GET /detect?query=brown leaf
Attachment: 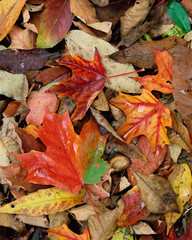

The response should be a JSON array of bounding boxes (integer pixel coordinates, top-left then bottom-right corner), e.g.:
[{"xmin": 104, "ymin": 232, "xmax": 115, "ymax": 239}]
[
  {"xmin": 110, "ymin": 37, "xmax": 186, "ymax": 69},
  {"xmin": 172, "ymin": 46, "xmax": 192, "ymax": 136},
  {"xmin": 135, "ymin": 172, "xmax": 179, "ymax": 214},
  {"xmin": 0, "ymin": 49, "xmax": 61, "ymax": 74}
]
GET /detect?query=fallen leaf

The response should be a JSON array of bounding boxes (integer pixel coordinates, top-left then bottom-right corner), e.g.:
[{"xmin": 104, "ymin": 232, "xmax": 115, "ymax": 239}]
[
  {"xmin": 117, "ymin": 185, "xmax": 151, "ymax": 227},
  {"xmin": 17, "ymin": 215, "xmax": 49, "ymax": 228},
  {"xmin": 120, "ymin": 0, "xmax": 155, "ymax": 38},
  {"xmin": 110, "ymin": 90, "xmax": 172, "ymax": 154},
  {"xmin": 0, "ymin": 213, "xmax": 24, "ymax": 231},
  {"xmin": 112, "ymin": 227, "xmax": 134, "ymax": 240},
  {"xmin": 8, "ymin": 25, "xmax": 37, "ymax": 49},
  {"xmin": 0, "ymin": 187, "xmax": 85, "ymax": 216},
  {"xmin": 0, "ymin": 0, "xmax": 27, "ymax": 41},
  {"xmin": 70, "ymin": 0, "xmax": 99, "ymax": 25},
  {"xmin": 70, "ymin": 204, "xmax": 96, "ymax": 221},
  {"xmin": 26, "ymin": 87, "xmax": 59, "ymax": 125},
  {"xmin": 13, "ymin": 110, "xmax": 108, "ymax": 195},
  {"xmin": 135, "ymin": 173, "xmax": 178, "ymax": 213},
  {"xmin": 129, "ymin": 136, "xmax": 168, "ymax": 175},
  {"xmin": 133, "ymin": 49, "xmax": 173, "ymax": 94},
  {"xmin": 172, "ymin": 45, "xmax": 192, "ymax": 136},
  {"xmin": 65, "ymin": 30, "xmax": 141, "ymax": 93},
  {"xmin": 49, "ymin": 50, "xmax": 106, "ymax": 121},
  {"xmin": 34, "ymin": 66, "xmax": 70, "ymax": 86},
  {"xmin": 37, "ymin": 0, "xmax": 73, "ymax": 48},
  {"xmin": 130, "ymin": 221, "xmax": 155, "ymax": 235},
  {"xmin": 169, "ymin": 143, "xmax": 182, "ymax": 163},
  {"xmin": 45, "ymin": 223, "xmax": 90, "ymax": 240},
  {"xmin": 92, "ymin": 90, "xmax": 109, "ymax": 111},
  {"xmin": 165, "ymin": 163, "xmax": 192, "ymax": 233}
]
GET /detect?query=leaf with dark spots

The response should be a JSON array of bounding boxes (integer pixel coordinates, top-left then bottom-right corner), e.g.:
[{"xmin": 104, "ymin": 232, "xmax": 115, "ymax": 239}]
[{"xmin": 0, "ymin": 49, "xmax": 61, "ymax": 73}]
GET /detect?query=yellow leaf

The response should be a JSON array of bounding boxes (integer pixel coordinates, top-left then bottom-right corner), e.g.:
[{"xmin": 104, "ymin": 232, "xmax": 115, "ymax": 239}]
[
  {"xmin": 165, "ymin": 163, "xmax": 192, "ymax": 233},
  {"xmin": 0, "ymin": 187, "xmax": 85, "ymax": 216},
  {"xmin": 0, "ymin": 0, "xmax": 27, "ymax": 41}
]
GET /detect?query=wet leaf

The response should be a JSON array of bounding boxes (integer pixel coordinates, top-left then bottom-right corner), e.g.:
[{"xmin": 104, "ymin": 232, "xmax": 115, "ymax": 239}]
[
  {"xmin": 49, "ymin": 50, "xmax": 107, "ymax": 121},
  {"xmin": 45, "ymin": 223, "xmax": 90, "ymax": 240},
  {"xmin": 110, "ymin": 90, "xmax": 172, "ymax": 154},
  {"xmin": 135, "ymin": 173, "xmax": 179, "ymax": 213},
  {"xmin": 133, "ymin": 49, "xmax": 173, "ymax": 94},
  {"xmin": 167, "ymin": 0, "xmax": 191, "ymax": 33},
  {"xmin": 117, "ymin": 185, "xmax": 151, "ymax": 227},
  {"xmin": 0, "ymin": 188, "xmax": 85, "ymax": 216},
  {"xmin": 0, "ymin": 0, "xmax": 27, "ymax": 41},
  {"xmin": 0, "ymin": 49, "xmax": 60, "ymax": 74},
  {"xmin": 13, "ymin": 110, "xmax": 108, "ymax": 195},
  {"xmin": 37, "ymin": 0, "xmax": 73, "ymax": 48}
]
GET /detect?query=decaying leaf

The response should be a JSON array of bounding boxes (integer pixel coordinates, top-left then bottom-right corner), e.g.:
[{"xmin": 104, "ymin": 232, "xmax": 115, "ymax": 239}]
[
  {"xmin": 65, "ymin": 30, "xmax": 141, "ymax": 93},
  {"xmin": 120, "ymin": 0, "xmax": 155, "ymax": 38},
  {"xmin": 0, "ymin": 0, "xmax": 27, "ymax": 41},
  {"xmin": 133, "ymin": 49, "xmax": 173, "ymax": 94},
  {"xmin": 165, "ymin": 163, "xmax": 192, "ymax": 233},
  {"xmin": 110, "ymin": 90, "xmax": 172, "ymax": 154},
  {"xmin": 37, "ymin": 0, "xmax": 73, "ymax": 48},
  {"xmin": 0, "ymin": 187, "xmax": 85, "ymax": 216},
  {"xmin": 13, "ymin": 111, "xmax": 108, "ymax": 195},
  {"xmin": 92, "ymin": 90, "xmax": 109, "ymax": 111},
  {"xmin": 45, "ymin": 223, "xmax": 90, "ymax": 240},
  {"xmin": 17, "ymin": 215, "xmax": 49, "ymax": 228},
  {"xmin": 117, "ymin": 185, "xmax": 151, "ymax": 227},
  {"xmin": 135, "ymin": 172, "xmax": 179, "ymax": 213},
  {"xmin": 49, "ymin": 50, "xmax": 106, "ymax": 121},
  {"xmin": 130, "ymin": 221, "xmax": 155, "ymax": 235},
  {"xmin": 0, "ymin": 213, "xmax": 24, "ymax": 231}
]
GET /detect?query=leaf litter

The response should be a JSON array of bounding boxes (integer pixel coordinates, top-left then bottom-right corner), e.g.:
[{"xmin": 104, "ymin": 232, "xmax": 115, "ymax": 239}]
[{"xmin": 0, "ymin": 0, "xmax": 192, "ymax": 239}]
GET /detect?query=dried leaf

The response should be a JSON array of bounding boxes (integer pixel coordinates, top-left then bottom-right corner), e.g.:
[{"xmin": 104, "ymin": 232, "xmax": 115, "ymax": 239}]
[
  {"xmin": 110, "ymin": 90, "xmax": 172, "ymax": 154},
  {"xmin": 135, "ymin": 173, "xmax": 178, "ymax": 213},
  {"xmin": 117, "ymin": 185, "xmax": 151, "ymax": 227},
  {"xmin": 130, "ymin": 221, "xmax": 155, "ymax": 235},
  {"xmin": 120, "ymin": 0, "xmax": 155, "ymax": 38},
  {"xmin": 17, "ymin": 215, "xmax": 49, "ymax": 228},
  {"xmin": 65, "ymin": 30, "xmax": 141, "ymax": 93},
  {"xmin": 92, "ymin": 90, "xmax": 109, "ymax": 111},
  {"xmin": 0, "ymin": 213, "xmax": 24, "ymax": 231},
  {"xmin": 133, "ymin": 49, "xmax": 173, "ymax": 94},
  {"xmin": 37, "ymin": 0, "xmax": 73, "ymax": 48},
  {"xmin": 0, "ymin": 49, "xmax": 60, "ymax": 74},
  {"xmin": 0, "ymin": 0, "xmax": 27, "ymax": 41},
  {"xmin": 13, "ymin": 111, "xmax": 108, "ymax": 195},
  {"xmin": 0, "ymin": 188, "xmax": 85, "ymax": 216},
  {"xmin": 45, "ymin": 223, "xmax": 90, "ymax": 240},
  {"xmin": 49, "ymin": 50, "xmax": 106, "ymax": 121},
  {"xmin": 165, "ymin": 163, "xmax": 192, "ymax": 233}
]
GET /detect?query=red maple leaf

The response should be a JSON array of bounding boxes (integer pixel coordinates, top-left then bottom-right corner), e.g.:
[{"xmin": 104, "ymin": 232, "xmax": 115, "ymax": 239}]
[
  {"xmin": 12, "ymin": 110, "xmax": 108, "ymax": 195},
  {"xmin": 110, "ymin": 89, "xmax": 172, "ymax": 154},
  {"xmin": 133, "ymin": 49, "xmax": 173, "ymax": 94},
  {"xmin": 48, "ymin": 50, "xmax": 106, "ymax": 121}
]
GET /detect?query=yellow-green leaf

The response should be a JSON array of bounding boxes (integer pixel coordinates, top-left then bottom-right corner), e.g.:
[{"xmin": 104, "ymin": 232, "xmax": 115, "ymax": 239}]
[
  {"xmin": 165, "ymin": 163, "xmax": 192, "ymax": 233},
  {"xmin": 0, "ymin": 187, "xmax": 85, "ymax": 216}
]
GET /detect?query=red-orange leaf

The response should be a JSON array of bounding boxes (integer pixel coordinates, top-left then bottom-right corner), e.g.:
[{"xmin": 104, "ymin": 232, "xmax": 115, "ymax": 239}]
[
  {"xmin": 13, "ymin": 110, "xmax": 108, "ymax": 195},
  {"xmin": 45, "ymin": 223, "xmax": 90, "ymax": 240},
  {"xmin": 133, "ymin": 49, "xmax": 173, "ymax": 94},
  {"xmin": 117, "ymin": 185, "xmax": 150, "ymax": 227},
  {"xmin": 48, "ymin": 50, "xmax": 106, "ymax": 121},
  {"xmin": 110, "ymin": 89, "xmax": 172, "ymax": 154}
]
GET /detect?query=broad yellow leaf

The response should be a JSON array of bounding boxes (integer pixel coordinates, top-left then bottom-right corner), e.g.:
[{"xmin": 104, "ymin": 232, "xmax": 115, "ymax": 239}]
[
  {"xmin": 165, "ymin": 163, "xmax": 192, "ymax": 233},
  {"xmin": 0, "ymin": 187, "xmax": 85, "ymax": 216},
  {"xmin": 0, "ymin": 0, "xmax": 27, "ymax": 41}
]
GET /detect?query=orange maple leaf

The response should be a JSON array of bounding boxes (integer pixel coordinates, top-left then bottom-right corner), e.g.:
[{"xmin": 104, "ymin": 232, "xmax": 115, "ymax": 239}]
[
  {"xmin": 133, "ymin": 49, "xmax": 173, "ymax": 94},
  {"xmin": 48, "ymin": 50, "xmax": 106, "ymax": 121},
  {"xmin": 45, "ymin": 223, "xmax": 90, "ymax": 240},
  {"xmin": 110, "ymin": 89, "xmax": 172, "ymax": 154}
]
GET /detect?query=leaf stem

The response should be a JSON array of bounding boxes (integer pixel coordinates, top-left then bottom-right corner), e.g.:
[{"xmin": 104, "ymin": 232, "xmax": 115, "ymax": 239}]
[{"xmin": 106, "ymin": 68, "xmax": 145, "ymax": 79}]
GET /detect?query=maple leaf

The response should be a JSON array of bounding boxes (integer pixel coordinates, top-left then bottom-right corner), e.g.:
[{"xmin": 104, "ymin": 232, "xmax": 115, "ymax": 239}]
[
  {"xmin": 48, "ymin": 50, "xmax": 106, "ymax": 121},
  {"xmin": 133, "ymin": 49, "xmax": 173, "ymax": 94},
  {"xmin": 117, "ymin": 185, "xmax": 150, "ymax": 227},
  {"xmin": 110, "ymin": 89, "xmax": 172, "ymax": 154},
  {"xmin": 13, "ymin": 110, "xmax": 108, "ymax": 195},
  {"xmin": 45, "ymin": 223, "xmax": 90, "ymax": 240}
]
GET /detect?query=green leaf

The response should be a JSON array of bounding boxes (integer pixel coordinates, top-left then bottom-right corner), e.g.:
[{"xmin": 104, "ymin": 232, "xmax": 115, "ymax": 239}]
[
  {"xmin": 167, "ymin": 0, "xmax": 191, "ymax": 34},
  {"xmin": 112, "ymin": 227, "xmax": 134, "ymax": 240}
]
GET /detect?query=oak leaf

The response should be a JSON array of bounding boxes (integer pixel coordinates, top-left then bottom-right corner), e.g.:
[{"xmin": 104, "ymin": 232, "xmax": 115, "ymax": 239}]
[
  {"xmin": 13, "ymin": 110, "xmax": 108, "ymax": 195},
  {"xmin": 133, "ymin": 49, "xmax": 173, "ymax": 94},
  {"xmin": 49, "ymin": 50, "xmax": 106, "ymax": 121},
  {"xmin": 110, "ymin": 89, "xmax": 172, "ymax": 154},
  {"xmin": 117, "ymin": 185, "xmax": 150, "ymax": 227},
  {"xmin": 45, "ymin": 223, "xmax": 90, "ymax": 240}
]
